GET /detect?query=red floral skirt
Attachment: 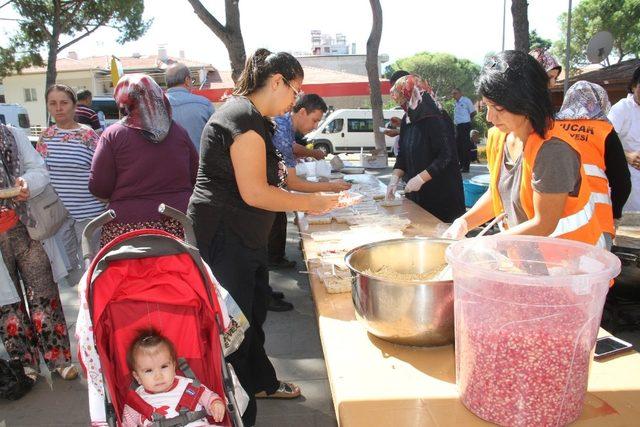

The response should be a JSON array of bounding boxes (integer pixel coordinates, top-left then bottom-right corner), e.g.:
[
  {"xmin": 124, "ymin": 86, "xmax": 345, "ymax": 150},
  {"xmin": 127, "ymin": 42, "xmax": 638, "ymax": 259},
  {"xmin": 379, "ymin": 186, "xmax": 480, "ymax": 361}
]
[{"xmin": 100, "ymin": 218, "xmax": 185, "ymax": 247}]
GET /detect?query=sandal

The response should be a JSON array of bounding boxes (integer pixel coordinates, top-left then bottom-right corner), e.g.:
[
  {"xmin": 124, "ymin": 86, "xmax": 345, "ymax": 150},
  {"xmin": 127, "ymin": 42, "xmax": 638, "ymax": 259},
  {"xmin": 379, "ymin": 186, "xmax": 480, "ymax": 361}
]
[
  {"xmin": 255, "ymin": 381, "xmax": 301, "ymax": 399},
  {"xmin": 55, "ymin": 364, "xmax": 78, "ymax": 380},
  {"xmin": 23, "ymin": 366, "xmax": 39, "ymax": 382}
]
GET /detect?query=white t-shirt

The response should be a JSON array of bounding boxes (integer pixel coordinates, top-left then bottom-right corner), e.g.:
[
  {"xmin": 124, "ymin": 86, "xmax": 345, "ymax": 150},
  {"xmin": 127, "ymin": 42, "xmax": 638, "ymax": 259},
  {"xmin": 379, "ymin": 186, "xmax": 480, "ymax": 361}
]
[{"xmin": 609, "ymin": 94, "xmax": 640, "ymax": 211}]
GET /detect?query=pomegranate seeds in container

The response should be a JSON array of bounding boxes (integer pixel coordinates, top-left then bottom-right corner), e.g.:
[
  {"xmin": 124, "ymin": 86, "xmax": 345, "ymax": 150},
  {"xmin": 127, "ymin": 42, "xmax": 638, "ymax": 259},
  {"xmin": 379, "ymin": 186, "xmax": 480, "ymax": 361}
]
[{"xmin": 446, "ymin": 236, "xmax": 621, "ymax": 427}]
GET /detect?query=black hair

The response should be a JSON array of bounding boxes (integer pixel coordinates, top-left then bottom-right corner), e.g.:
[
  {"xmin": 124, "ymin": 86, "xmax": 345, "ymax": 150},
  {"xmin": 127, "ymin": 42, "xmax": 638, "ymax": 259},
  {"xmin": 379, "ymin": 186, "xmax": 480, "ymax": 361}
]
[
  {"xmin": 126, "ymin": 328, "xmax": 177, "ymax": 371},
  {"xmin": 292, "ymin": 93, "xmax": 327, "ymax": 114},
  {"xmin": 476, "ymin": 50, "xmax": 553, "ymax": 138},
  {"xmin": 45, "ymin": 84, "xmax": 77, "ymax": 104},
  {"xmin": 629, "ymin": 66, "xmax": 640, "ymax": 93},
  {"xmin": 389, "ymin": 70, "xmax": 410, "ymax": 86},
  {"xmin": 233, "ymin": 48, "xmax": 304, "ymax": 97},
  {"xmin": 76, "ymin": 89, "xmax": 92, "ymax": 102}
]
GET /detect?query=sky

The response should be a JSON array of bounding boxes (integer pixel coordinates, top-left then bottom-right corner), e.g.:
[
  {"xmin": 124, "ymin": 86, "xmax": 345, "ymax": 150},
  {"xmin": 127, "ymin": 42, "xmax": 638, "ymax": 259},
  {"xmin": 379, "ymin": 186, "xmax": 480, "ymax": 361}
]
[{"xmin": 0, "ymin": 0, "xmax": 581, "ymax": 70}]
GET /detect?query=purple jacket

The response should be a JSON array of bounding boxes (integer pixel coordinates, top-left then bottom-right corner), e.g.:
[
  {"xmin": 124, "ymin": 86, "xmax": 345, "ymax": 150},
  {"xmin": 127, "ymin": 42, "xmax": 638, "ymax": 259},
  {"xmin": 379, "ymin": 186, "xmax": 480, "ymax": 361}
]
[{"xmin": 89, "ymin": 121, "xmax": 198, "ymax": 224}]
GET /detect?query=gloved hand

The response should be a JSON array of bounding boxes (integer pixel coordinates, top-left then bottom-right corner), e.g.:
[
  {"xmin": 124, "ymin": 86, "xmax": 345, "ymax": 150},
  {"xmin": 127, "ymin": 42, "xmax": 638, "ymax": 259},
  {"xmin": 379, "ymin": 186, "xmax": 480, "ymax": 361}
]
[
  {"xmin": 442, "ymin": 217, "xmax": 468, "ymax": 240},
  {"xmin": 405, "ymin": 173, "xmax": 426, "ymax": 193},
  {"xmin": 386, "ymin": 175, "xmax": 400, "ymax": 200}
]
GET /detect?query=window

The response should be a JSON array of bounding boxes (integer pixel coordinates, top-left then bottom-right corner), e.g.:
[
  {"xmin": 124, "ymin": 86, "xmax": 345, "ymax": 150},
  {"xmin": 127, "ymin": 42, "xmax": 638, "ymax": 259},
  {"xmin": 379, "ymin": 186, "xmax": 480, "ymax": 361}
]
[
  {"xmin": 0, "ymin": 114, "xmax": 5, "ymax": 125},
  {"xmin": 18, "ymin": 113, "xmax": 30, "ymax": 128},
  {"xmin": 324, "ymin": 118, "xmax": 343, "ymax": 133},
  {"xmin": 348, "ymin": 118, "xmax": 374, "ymax": 133},
  {"xmin": 23, "ymin": 88, "xmax": 37, "ymax": 102}
]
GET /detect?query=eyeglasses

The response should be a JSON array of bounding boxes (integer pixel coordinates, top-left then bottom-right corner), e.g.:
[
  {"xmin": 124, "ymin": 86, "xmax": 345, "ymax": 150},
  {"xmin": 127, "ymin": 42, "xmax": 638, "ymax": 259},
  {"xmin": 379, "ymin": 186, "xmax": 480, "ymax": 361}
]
[{"xmin": 282, "ymin": 76, "xmax": 301, "ymax": 97}]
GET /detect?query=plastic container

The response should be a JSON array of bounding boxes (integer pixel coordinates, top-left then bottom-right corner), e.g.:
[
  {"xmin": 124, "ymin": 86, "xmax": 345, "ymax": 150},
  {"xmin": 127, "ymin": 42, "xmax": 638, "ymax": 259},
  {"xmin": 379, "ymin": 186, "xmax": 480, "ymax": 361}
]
[
  {"xmin": 445, "ymin": 235, "xmax": 620, "ymax": 427},
  {"xmin": 462, "ymin": 179, "xmax": 488, "ymax": 208}
]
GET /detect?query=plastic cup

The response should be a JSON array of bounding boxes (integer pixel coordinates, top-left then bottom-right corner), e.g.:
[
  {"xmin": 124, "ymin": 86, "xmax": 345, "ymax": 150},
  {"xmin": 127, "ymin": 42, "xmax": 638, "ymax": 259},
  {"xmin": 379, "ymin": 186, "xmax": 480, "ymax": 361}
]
[{"xmin": 445, "ymin": 235, "xmax": 620, "ymax": 427}]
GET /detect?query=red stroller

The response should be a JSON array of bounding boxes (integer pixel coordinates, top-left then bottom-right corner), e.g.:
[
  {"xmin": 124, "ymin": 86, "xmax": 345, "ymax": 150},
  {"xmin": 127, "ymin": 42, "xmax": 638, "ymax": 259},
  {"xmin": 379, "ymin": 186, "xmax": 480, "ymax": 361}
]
[{"xmin": 77, "ymin": 205, "xmax": 244, "ymax": 427}]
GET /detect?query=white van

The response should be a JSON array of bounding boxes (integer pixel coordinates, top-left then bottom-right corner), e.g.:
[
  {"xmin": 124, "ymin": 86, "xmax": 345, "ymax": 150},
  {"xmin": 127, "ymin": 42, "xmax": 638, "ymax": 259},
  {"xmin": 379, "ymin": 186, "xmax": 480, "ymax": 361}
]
[
  {"xmin": 305, "ymin": 108, "xmax": 404, "ymax": 154},
  {"xmin": 0, "ymin": 103, "xmax": 31, "ymax": 134}
]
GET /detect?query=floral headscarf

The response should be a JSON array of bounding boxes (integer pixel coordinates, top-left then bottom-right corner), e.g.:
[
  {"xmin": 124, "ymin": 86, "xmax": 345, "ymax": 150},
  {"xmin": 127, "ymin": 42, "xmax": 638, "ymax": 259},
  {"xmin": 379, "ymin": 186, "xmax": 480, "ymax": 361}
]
[
  {"xmin": 391, "ymin": 75, "xmax": 435, "ymax": 111},
  {"xmin": 556, "ymin": 81, "xmax": 611, "ymax": 121},
  {"xmin": 114, "ymin": 74, "xmax": 172, "ymax": 143},
  {"xmin": 391, "ymin": 75, "xmax": 440, "ymax": 123},
  {"xmin": 529, "ymin": 48, "xmax": 562, "ymax": 74}
]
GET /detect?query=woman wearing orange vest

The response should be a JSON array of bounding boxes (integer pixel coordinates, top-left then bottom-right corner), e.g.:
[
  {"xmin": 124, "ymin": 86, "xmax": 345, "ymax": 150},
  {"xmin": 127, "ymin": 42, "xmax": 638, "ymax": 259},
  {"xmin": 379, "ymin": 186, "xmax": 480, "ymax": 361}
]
[
  {"xmin": 443, "ymin": 51, "xmax": 605, "ymax": 247},
  {"xmin": 555, "ymin": 81, "xmax": 631, "ymax": 248}
]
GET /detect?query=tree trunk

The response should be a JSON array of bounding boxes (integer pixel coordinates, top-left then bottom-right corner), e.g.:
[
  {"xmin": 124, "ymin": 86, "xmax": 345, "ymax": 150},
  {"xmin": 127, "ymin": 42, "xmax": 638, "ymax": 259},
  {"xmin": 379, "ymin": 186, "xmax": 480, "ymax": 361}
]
[
  {"xmin": 511, "ymin": 0, "xmax": 530, "ymax": 52},
  {"xmin": 187, "ymin": 0, "xmax": 246, "ymax": 83},
  {"xmin": 366, "ymin": 0, "xmax": 386, "ymax": 159},
  {"xmin": 45, "ymin": 0, "xmax": 62, "ymax": 91}
]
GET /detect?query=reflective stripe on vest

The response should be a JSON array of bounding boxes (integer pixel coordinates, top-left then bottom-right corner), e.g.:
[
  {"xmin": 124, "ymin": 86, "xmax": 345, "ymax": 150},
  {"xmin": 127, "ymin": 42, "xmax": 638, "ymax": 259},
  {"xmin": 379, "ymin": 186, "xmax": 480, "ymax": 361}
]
[
  {"xmin": 583, "ymin": 163, "xmax": 607, "ymax": 180},
  {"xmin": 591, "ymin": 192, "xmax": 612, "ymax": 206},
  {"xmin": 596, "ymin": 233, "xmax": 607, "ymax": 249},
  {"xmin": 549, "ymin": 194, "xmax": 596, "ymax": 238}
]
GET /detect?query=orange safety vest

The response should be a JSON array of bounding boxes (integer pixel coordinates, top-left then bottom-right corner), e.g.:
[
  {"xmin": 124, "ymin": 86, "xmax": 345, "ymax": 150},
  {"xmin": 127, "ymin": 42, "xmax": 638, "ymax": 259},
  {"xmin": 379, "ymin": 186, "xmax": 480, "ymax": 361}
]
[
  {"xmin": 486, "ymin": 124, "xmax": 605, "ymax": 248},
  {"xmin": 556, "ymin": 119, "xmax": 614, "ymax": 237}
]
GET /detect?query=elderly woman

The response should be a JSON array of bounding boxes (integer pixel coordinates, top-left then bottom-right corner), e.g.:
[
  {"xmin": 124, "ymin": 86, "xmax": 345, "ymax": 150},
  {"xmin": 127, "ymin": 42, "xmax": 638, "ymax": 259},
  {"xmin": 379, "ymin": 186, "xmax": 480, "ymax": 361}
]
[
  {"xmin": 37, "ymin": 84, "xmax": 105, "ymax": 270},
  {"xmin": 89, "ymin": 74, "xmax": 198, "ymax": 245},
  {"xmin": 385, "ymin": 75, "xmax": 465, "ymax": 223},
  {"xmin": 529, "ymin": 48, "xmax": 562, "ymax": 87},
  {"xmin": 0, "ymin": 124, "xmax": 77, "ymax": 381},
  {"xmin": 444, "ymin": 51, "xmax": 605, "ymax": 247},
  {"xmin": 556, "ymin": 81, "xmax": 631, "ymax": 247}
]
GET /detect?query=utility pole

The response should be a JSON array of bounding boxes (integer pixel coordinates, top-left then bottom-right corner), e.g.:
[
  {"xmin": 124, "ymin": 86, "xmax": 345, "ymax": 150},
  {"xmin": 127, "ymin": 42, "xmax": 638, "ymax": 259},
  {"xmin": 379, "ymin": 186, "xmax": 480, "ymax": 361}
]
[
  {"xmin": 501, "ymin": 0, "xmax": 506, "ymax": 51},
  {"xmin": 563, "ymin": 0, "xmax": 573, "ymax": 94}
]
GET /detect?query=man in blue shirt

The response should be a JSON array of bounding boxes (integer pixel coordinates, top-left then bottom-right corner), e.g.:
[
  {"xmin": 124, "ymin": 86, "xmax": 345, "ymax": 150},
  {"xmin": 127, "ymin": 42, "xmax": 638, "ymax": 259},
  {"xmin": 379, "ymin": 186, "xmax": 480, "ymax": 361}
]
[
  {"xmin": 267, "ymin": 94, "xmax": 351, "ymax": 310},
  {"xmin": 452, "ymin": 88, "xmax": 476, "ymax": 172},
  {"xmin": 165, "ymin": 63, "xmax": 215, "ymax": 152}
]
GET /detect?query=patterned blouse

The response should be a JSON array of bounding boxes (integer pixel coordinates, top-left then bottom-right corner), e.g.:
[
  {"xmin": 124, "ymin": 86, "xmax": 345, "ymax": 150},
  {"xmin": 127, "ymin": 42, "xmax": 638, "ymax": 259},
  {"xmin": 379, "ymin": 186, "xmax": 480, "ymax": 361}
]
[{"xmin": 37, "ymin": 125, "xmax": 106, "ymax": 220}]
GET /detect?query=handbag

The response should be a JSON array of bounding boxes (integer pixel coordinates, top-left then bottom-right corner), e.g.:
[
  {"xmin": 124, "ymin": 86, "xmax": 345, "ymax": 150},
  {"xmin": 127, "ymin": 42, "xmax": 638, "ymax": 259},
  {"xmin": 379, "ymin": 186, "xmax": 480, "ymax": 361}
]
[
  {"xmin": 25, "ymin": 183, "xmax": 68, "ymax": 241},
  {"xmin": 0, "ymin": 358, "xmax": 35, "ymax": 400}
]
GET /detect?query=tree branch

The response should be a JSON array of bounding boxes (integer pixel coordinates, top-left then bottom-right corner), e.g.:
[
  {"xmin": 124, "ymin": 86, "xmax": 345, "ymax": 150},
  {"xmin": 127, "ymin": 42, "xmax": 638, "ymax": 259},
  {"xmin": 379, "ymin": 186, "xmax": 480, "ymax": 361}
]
[
  {"xmin": 0, "ymin": 0, "xmax": 14, "ymax": 10},
  {"xmin": 186, "ymin": 0, "xmax": 228, "ymax": 42},
  {"xmin": 57, "ymin": 21, "xmax": 106, "ymax": 52}
]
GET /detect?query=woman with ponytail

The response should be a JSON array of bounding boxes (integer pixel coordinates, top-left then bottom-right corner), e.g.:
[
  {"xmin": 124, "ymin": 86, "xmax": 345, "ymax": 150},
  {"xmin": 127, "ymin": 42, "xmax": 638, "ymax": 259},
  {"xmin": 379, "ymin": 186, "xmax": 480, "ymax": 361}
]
[{"xmin": 188, "ymin": 49, "xmax": 339, "ymax": 426}]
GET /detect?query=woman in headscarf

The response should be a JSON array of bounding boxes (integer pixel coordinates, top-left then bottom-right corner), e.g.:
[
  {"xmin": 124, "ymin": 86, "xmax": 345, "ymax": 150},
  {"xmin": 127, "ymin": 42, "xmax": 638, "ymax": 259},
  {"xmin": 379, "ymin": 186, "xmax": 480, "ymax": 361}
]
[
  {"xmin": 89, "ymin": 74, "xmax": 198, "ymax": 245},
  {"xmin": 385, "ymin": 74, "xmax": 465, "ymax": 222},
  {"xmin": 529, "ymin": 48, "xmax": 562, "ymax": 87},
  {"xmin": 0, "ymin": 123, "xmax": 77, "ymax": 381},
  {"xmin": 556, "ymin": 81, "xmax": 631, "ymax": 248}
]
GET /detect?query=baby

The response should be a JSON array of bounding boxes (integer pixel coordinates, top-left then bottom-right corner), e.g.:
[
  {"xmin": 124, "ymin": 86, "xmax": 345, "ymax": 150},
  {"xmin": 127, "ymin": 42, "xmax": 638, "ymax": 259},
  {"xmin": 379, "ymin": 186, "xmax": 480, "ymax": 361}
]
[{"xmin": 122, "ymin": 329, "xmax": 226, "ymax": 426}]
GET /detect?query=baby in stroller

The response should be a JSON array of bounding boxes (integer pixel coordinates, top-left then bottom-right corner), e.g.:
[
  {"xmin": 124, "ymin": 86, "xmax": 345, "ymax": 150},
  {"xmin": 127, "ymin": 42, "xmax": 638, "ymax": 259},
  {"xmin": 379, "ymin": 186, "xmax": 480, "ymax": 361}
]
[{"xmin": 122, "ymin": 329, "xmax": 226, "ymax": 426}]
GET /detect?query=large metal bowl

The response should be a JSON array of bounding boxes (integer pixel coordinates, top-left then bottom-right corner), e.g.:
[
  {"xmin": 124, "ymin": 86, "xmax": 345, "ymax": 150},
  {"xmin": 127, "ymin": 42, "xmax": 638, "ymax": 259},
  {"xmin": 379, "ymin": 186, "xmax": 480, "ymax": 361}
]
[{"xmin": 344, "ymin": 237, "xmax": 454, "ymax": 347}]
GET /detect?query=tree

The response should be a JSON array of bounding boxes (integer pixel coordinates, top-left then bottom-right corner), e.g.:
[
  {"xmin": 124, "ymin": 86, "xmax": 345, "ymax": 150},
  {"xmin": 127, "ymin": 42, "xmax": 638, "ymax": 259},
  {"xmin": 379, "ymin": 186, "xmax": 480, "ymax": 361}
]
[
  {"xmin": 187, "ymin": 0, "xmax": 246, "ymax": 83},
  {"xmin": 552, "ymin": 0, "xmax": 640, "ymax": 69},
  {"xmin": 511, "ymin": 0, "xmax": 530, "ymax": 52},
  {"xmin": 366, "ymin": 0, "xmax": 385, "ymax": 157},
  {"xmin": 0, "ymin": 0, "xmax": 150, "ymax": 90},
  {"xmin": 529, "ymin": 30, "xmax": 552, "ymax": 50},
  {"xmin": 388, "ymin": 52, "xmax": 481, "ymax": 103}
]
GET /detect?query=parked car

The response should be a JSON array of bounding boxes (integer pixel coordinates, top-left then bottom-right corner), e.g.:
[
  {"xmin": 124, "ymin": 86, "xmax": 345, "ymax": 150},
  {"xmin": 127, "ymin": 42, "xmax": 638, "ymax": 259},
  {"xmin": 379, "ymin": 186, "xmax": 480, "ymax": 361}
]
[
  {"xmin": 0, "ymin": 103, "xmax": 31, "ymax": 134},
  {"xmin": 91, "ymin": 96, "xmax": 119, "ymax": 128},
  {"xmin": 305, "ymin": 108, "xmax": 404, "ymax": 154}
]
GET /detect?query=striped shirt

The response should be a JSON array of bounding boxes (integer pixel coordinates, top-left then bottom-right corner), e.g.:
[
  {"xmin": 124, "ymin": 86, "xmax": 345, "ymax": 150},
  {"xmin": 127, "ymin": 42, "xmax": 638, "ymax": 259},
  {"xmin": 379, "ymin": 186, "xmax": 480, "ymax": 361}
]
[
  {"xmin": 75, "ymin": 105, "xmax": 102, "ymax": 131},
  {"xmin": 37, "ymin": 125, "xmax": 106, "ymax": 220}
]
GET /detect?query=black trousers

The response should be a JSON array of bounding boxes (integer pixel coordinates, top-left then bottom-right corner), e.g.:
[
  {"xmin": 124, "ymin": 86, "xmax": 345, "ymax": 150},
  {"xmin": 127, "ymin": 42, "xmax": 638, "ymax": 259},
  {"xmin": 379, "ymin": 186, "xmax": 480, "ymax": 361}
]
[
  {"xmin": 267, "ymin": 211, "xmax": 288, "ymax": 262},
  {"xmin": 456, "ymin": 122, "xmax": 472, "ymax": 171},
  {"xmin": 199, "ymin": 222, "xmax": 278, "ymax": 426}
]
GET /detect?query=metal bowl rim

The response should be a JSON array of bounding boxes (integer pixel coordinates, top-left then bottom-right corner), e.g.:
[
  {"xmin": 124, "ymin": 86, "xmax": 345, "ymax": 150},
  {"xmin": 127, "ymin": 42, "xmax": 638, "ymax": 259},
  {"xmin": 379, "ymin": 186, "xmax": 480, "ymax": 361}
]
[{"xmin": 344, "ymin": 236, "xmax": 455, "ymax": 285}]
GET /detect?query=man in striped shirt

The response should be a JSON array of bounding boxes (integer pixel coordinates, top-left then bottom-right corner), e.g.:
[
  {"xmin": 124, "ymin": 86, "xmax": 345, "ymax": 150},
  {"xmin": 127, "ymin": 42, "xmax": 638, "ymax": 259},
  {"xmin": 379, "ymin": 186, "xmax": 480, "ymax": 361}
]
[{"xmin": 75, "ymin": 90, "xmax": 102, "ymax": 131}]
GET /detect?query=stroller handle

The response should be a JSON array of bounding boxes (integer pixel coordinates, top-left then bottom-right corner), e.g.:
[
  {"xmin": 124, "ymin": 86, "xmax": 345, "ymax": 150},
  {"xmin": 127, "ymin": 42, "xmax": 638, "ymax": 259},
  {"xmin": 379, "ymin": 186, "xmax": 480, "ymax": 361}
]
[
  {"xmin": 82, "ymin": 209, "xmax": 116, "ymax": 261},
  {"xmin": 158, "ymin": 204, "xmax": 198, "ymax": 247}
]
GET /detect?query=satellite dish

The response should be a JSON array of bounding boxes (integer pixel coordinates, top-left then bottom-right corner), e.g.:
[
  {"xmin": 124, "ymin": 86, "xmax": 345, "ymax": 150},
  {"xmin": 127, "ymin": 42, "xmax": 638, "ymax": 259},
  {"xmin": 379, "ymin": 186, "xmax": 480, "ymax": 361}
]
[{"xmin": 586, "ymin": 31, "xmax": 614, "ymax": 65}]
